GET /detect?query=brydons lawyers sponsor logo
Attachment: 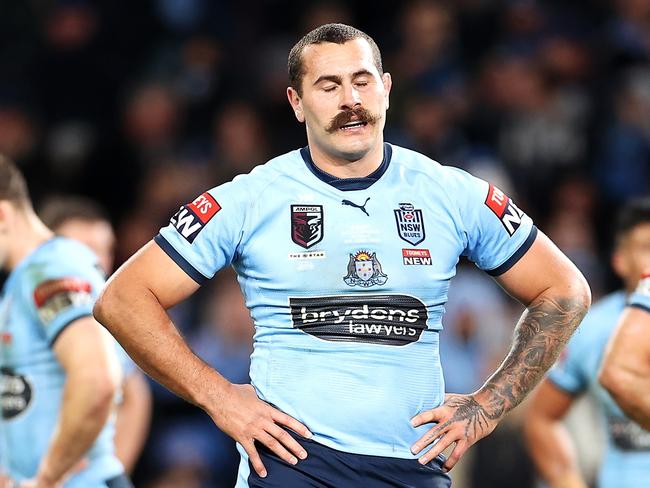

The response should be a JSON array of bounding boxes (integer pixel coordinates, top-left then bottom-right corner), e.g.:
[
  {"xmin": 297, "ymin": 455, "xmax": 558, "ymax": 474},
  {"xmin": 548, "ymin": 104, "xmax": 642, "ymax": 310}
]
[
  {"xmin": 289, "ymin": 294, "xmax": 428, "ymax": 346},
  {"xmin": 171, "ymin": 192, "xmax": 221, "ymax": 243}
]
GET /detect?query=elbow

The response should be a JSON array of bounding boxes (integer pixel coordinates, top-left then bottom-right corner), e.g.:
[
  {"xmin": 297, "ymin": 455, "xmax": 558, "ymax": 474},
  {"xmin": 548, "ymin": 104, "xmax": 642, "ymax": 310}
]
[
  {"xmin": 598, "ymin": 364, "xmax": 625, "ymax": 401},
  {"xmin": 93, "ymin": 283, "xmax": 118, "ymax": 332},
  {"xmin": 82, "ymin": 368, "xmax": 120, "ymax": 418}
]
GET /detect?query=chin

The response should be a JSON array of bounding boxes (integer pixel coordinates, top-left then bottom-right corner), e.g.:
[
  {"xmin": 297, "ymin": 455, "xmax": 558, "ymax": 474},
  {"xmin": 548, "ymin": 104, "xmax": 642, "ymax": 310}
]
[{"xmin": 332, "ymin": 138, "xmax": 375, "ymax": 162}]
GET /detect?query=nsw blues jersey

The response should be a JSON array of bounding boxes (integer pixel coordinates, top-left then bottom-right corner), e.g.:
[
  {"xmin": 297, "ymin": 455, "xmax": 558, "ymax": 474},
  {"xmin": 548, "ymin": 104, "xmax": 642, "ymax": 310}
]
[
  {"xmin": 156, "ymin": 143, "xmax": 536, "ymax": 474},
  {"xmin": 629, "ymin": 274, "xmax": 650, "ymax": 313},
  {"xmin": 0, "ymin": 238, "xmax": 123, "ymax": 486},
  {"xmin": 548, "ymin": 292, "xmax": 650, "ymax": 488}
]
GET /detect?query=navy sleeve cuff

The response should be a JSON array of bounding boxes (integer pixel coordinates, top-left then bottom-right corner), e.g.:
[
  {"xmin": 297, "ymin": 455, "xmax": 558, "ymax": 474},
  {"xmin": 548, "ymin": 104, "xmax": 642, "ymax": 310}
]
[
  {"xmin": 546, "ymin": 375, "xmax": 583, "ymax": 397},
  {"xmin": 154, "ymin": 234, "xmax": 208, "ymax": 285},
  {"xmin": 49, "ymin": 312, "xmax": 94, "ymax": 347},
  {"xmin": 486, "ymin": 226, "xmax": 538, "ymax": 277},
  {"xmin": 628, "ymin": 303, "xmax": 650, "ymax": 314}
]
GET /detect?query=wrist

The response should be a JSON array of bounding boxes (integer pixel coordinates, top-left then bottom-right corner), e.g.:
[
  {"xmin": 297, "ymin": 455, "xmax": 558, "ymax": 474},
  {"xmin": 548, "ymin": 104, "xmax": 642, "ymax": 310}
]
[
  {"xmin": 471, "ymin": 387, "xmax": 507, "ymax": 422},
  {"xmin": 35, "ymin": 465, "xmax": 60, "ymax": 488}
]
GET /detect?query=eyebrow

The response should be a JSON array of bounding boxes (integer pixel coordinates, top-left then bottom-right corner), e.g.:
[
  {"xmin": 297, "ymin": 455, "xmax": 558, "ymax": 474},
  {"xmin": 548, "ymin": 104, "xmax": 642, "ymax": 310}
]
[{"xmin": 313, "ymin": 69, "xmax": 374, "ymax": 86}]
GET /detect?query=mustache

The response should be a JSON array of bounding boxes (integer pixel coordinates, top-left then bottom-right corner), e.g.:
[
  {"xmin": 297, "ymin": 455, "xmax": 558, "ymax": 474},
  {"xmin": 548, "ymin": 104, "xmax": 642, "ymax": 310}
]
[{"xmin": 326, "ymin": 107, "xmax": 380, "ymax": 133}]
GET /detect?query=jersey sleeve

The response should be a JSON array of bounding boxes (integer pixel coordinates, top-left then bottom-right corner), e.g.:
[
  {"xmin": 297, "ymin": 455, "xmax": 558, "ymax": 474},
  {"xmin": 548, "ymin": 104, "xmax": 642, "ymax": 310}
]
[
  {"xmin": 155, "ymin": 178, "xmax": 249, "ymax": 284},
  {"xmin": 452, "ymin": 169, "xmax": 537, "ymax": 275},
  {"xmin": 628, "ymin": 274, "xmax": 650, "ymax": 313},
  {"xmin": 26, "ymin": 247, "xmax": 105, "ymax": 346},
  {"xmin": 547, "ymin": 332, "xmax": 588, "ymax": 395}
]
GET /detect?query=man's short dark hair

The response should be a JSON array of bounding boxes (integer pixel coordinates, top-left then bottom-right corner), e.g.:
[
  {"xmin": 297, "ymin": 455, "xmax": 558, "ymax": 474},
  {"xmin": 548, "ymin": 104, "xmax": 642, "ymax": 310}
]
[
  {"xmin": 288, "ymin": 23, "xmax": 383, "ymax": 95},
  {"xmin": 39, "ymin": 195, "xmax": 110, "ymax": 231},
  {"xmin": 0, "ymin": 155, "xmax": 30, "ymax": 209},
  {"xmin": 615, "ymin": 197, "xmax": 650, "ymax": 243}
]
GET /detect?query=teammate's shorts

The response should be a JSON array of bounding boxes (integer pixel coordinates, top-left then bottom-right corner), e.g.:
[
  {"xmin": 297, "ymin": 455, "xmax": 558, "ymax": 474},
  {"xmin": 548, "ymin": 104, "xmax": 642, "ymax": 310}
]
[
  {"xmin": 106, "ymin": 473, "xmax": 133, "ymax": 488},
  {"xmin": 247, "ymin": 432, "xmax": 452, "ymax": 487}
]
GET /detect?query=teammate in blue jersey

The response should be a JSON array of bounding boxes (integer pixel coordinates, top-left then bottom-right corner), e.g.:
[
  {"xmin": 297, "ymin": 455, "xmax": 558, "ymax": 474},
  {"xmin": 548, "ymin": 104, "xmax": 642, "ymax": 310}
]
[
  {"xmin": 0, "ymin": 157, "xmax": 131, "ymax": 487},
  {"xmin": 39, "ymin": 196, "xmax": 152, "ymax": 475},
  {"xmin": 601, "ymin": 270, "xmax": 650, "ymax": 429},
  {"xmin": 524, "ymin": 198, "xmax": 650, "ymax": 488},
  {"xmin": 94, "ymin": 24, "xmax": 590, "ymax": 487},
  {"xmin": 599, "ymin": 200, "xmax": 650, "ymax": 432}
]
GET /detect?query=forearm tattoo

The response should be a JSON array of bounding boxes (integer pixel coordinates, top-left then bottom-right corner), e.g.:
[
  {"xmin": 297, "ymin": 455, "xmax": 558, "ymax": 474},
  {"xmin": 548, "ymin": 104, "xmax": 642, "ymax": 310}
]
[{"xmin": 479, "ymin": 296, "xmax": 588, "ymax": 420}]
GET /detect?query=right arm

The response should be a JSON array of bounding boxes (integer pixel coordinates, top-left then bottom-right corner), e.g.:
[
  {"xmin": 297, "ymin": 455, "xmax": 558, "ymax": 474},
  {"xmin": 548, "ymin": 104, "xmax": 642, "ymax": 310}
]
[
  {"xmin": 93, "ymin": 241, "xmax": 311, "ymax": 477},
  {"xmin": 523, "ymin": 380, "xmax": 587, "ymax": 488},
  {"xmin": 599, "ymin": 306, "xmax": 650, "ymax": 430}
]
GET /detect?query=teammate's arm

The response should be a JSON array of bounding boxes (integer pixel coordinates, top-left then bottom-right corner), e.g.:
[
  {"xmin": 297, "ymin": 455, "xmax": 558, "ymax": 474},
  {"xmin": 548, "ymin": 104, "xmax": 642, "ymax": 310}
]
[
  {"xmin": 32, "ymin": 316, "xmax": 121, "ymax": 487},
  {"xmin": 411, "ymin": 231, "xmax": 590, "ymax": 470},
  {"xmin": 93, "ymin": 241, "xmax": 312, "ymax": 478},
  {"xmin": 599, "ymin": 306, "xmax": 650, "ymax": 430},
  {"xmin": 114, "ymin": 370, "xmax": 152, "ymax": 473},
  {"xmin": 523, "ymin": 381, "xmax": 587, "ymax": 488}
]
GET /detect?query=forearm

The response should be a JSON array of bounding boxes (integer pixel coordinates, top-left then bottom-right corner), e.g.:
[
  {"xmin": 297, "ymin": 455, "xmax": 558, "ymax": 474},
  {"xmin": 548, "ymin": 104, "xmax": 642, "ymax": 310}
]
[
  {"xmin": 114, "ymin": 372, "xmax": 152, "ymax": 473},
  {"xmin": 94, "ymin": 282, "xmax": 229, "ymax": 411},
  {"xmin": 37, "ymin": 376, "xmax": 114, "ymax": 484},
  {"xmin": 476, "ymin": 294, "xmax": 588, "ymax": 419},
  {"xmin": 525, "ymin": 417, "xmax": 586, "ymax": 488}
]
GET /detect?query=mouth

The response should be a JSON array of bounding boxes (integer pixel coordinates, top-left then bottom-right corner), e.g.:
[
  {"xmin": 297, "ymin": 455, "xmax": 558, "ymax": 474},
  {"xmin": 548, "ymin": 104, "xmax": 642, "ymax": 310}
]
[{"xmin": 339, "ymin": 121, "xmax": 368, "ymax": 131}]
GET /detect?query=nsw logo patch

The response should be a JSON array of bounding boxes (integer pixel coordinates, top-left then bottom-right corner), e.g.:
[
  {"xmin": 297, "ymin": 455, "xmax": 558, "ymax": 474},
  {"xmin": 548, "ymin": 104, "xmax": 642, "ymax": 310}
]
[
  {"xmin": 170, "ymin": 192, "xmax": 221, "ymax": 243},
  {"xmin": 484, "ymin": 184, "xmax": 526, "ymax": 236},
  {"xmin": 291, "ymin": 205, "xmax": 324, "ymax": 249},
  {"xmin": 394, "ymin": 203, "xmax": 426, "ymax": 246}
]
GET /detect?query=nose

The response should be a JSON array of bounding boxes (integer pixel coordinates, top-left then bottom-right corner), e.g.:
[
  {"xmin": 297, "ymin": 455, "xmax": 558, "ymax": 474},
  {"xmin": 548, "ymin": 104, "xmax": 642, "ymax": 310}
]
[{"xmin": 340, "ymin": 82, "xmax": 362, "ymax": 110}]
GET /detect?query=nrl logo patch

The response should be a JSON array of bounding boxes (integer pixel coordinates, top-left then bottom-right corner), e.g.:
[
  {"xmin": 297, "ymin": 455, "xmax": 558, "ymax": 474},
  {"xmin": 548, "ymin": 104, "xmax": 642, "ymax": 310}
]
[
  {"xmin": 344, "ymin": 251, "xmax": 388, "ymax": 287},
  {"xmin": 394, "ymin": 203, "xmax": 426, "ymax": 246},
  {"xmin": 291, "ymin": 205, "xmax": 324, "ymax": 249}
]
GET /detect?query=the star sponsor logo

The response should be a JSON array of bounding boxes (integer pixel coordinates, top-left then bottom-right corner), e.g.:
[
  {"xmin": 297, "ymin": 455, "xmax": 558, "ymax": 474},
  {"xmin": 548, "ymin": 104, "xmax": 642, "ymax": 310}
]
[{"xmin": 1, "ymin": 368, "xmax": 33, "ymax": 420}]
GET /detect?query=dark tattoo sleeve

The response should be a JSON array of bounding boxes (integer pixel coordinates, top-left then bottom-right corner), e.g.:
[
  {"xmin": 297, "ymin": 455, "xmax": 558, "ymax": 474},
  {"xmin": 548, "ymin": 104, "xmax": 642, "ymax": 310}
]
[{"xmin": 478, "ymin": 296, "xmax": 588, "ymax": 420}]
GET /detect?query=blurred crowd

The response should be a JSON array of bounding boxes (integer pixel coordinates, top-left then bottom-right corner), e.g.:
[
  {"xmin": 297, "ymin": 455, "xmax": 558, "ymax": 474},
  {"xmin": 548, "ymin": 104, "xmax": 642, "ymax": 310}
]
[{"xmin": 1, "ymin": 0, "xmax": 649, "ymax": 486}]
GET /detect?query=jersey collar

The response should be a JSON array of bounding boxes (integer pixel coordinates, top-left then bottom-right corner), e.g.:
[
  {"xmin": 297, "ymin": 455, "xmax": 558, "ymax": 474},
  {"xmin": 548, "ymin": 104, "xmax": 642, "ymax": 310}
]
[{"xmin": 300, "ymin": 143, "xmax": 392, "ymax": 191}]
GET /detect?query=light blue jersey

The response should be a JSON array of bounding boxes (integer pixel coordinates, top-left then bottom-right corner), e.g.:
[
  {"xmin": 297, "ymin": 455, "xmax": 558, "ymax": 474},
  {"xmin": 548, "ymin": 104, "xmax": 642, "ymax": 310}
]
[
  {"xmin": 0, "ymin": 238, "xmax": 123, "ymax": 486},
  {"xmin": 549, "ymin": 291, "xmax": 650, "ymax": 488},
  {"xmin": 629, "ymin": 274, "xmax": 650, "ymax": 313},
  {"xmin": 155, "ymin": 143, "xmax": 536, "ymax": 482}
]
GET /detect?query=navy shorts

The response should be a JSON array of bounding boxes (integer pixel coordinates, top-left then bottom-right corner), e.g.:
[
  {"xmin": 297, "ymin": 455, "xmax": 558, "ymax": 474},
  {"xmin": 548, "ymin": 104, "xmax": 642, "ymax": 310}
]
[{"xmin": 248, "ymin": 433, "xmax": 452, "ymax": 488}]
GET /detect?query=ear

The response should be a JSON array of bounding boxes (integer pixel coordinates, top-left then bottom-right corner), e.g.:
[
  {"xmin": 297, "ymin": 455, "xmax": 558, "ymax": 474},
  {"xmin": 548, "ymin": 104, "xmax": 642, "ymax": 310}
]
[
  {"xmin": 382, "ymin": 72, "xmax": 392, "ymax": 110},
  {"xmin": 611, "ymin": 249, "xmax": 627, "ymax": 280},
  {"xmin": 0, "ymin": 201, "xmax": 13, "ymax": 233},
  {"xmin": 287, "ymin": 87, "xmax": 305, "ymax": 123}
]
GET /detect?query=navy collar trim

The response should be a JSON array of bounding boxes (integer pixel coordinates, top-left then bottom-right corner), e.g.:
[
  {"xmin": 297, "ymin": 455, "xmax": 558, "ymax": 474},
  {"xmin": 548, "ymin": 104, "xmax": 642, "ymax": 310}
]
[{"xmin": 299, "ymin": 143, "xmax": 392, "ymax": 191}]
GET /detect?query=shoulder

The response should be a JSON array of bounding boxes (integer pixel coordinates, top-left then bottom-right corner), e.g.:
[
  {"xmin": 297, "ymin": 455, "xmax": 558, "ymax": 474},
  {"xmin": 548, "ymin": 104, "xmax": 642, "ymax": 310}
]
[
  {"xmin": 389, "ymin": 143, "xmax": 487, "ymax": 194},
  {"xmin": 568, "ymin": 291, "xmax": 626, "ymax": 348}
]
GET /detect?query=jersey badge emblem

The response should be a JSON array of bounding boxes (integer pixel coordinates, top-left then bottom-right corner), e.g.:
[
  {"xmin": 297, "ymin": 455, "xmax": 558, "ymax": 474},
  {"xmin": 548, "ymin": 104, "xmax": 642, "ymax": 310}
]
[
  {"xmin": 394, "ymin": 203, "xmax": 426, "ymax": 245},
  {"xmin": 291, "ymin": 205, "xmax": 324, "ymax": 249},
  {"xmin": 344, "ymin": 251, "xmax": 388, "ymax": 287}
]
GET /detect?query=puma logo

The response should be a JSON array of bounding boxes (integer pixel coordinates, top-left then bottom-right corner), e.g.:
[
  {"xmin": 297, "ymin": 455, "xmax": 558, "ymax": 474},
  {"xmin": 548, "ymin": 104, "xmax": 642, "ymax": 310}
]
[{"xmin": 342, "ymin": 197, "xmax": 371, "ymax": 217}]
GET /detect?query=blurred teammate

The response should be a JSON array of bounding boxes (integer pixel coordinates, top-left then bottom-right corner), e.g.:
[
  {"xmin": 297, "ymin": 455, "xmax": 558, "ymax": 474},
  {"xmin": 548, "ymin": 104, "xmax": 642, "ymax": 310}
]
[
  {"xmin": 524, "ymin": 198, "xmax": 650, "ymax": 488},
  {"xmin": 94, "ymin": 24, "xmax": 590, "ymax": 487},
  {"xmin": 0, "ymin": 156, "xmax": 131, "ymax": 487},
  {"xmin": 39, "ymin": 196, "xmax": 152, "ymax": 474}
]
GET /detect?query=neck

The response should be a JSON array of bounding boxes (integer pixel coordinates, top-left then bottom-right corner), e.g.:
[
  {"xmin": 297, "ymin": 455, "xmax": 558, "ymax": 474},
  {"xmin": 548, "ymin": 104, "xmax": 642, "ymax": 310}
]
[
  {"xmin": 6, "ymin": 211, "xmax": 54, "ymax": 271},
  {"xmin": 308, "ymin": 138, "xmax": 385, "ymax": 179}
]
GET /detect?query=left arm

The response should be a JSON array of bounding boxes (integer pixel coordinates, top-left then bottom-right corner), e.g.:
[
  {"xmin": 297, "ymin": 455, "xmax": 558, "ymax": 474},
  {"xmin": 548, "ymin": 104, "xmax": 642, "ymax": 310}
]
[
  {"xmin": 411, "ymin": 231, "xmax": 591, "ymax": 470},
  {"xmin": 26, "ymin": 317, "xmax": 121, "ymax": 487},
  {"xmin": 114, "ymin": 369, "xmax": 152, "ymax": 473},
  {"xmin": 599, "ymin": 306, "xmax": 650, "ymax": 430}
]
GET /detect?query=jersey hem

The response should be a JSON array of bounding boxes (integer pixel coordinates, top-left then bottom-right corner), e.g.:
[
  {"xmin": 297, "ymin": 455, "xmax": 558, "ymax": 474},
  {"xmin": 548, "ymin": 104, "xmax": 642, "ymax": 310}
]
[
  {"xmin": 154, "ymin": 234, "xmax": 208, "ymax": 285},
  {"xmin": 486, "ymin": 225, "xmax": 538, "ymax": 276},
  {"xmin": 310, "ymin": 435, "xmax": 419, "ymax": 459}
]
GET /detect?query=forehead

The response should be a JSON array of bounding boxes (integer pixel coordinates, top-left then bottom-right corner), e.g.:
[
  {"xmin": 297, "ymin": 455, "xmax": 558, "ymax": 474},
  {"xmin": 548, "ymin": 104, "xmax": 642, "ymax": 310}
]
[
  {"xmin": 627, "ymin": 223, "xmax": 650, "ymax": 245},
  {"xmin": 301, "ymin": 38, "xmax": 379, "ymax": 81}
]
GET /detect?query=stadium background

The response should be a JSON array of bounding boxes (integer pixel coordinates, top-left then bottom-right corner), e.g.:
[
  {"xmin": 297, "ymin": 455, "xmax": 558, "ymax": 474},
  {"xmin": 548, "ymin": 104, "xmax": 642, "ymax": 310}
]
[{"xmin": 1, "ymin": 0, "xmax": 649, "ymax": 486}]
